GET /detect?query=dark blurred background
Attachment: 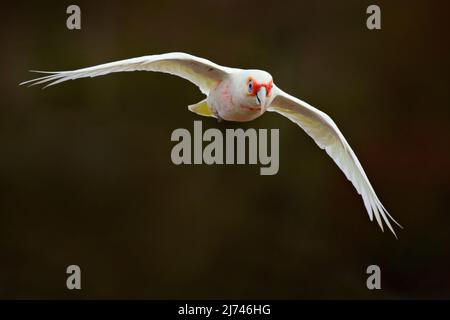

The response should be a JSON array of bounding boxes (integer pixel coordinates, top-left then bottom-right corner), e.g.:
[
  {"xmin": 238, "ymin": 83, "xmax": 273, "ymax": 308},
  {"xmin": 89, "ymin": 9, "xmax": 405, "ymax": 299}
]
[{"xmin": 0, "ymin": 0, "xmax": 449, "ymax": 299}]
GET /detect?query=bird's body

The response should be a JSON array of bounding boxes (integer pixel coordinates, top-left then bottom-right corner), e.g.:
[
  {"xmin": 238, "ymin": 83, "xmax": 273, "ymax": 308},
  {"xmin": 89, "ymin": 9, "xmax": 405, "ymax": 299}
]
[
  {"xmin": 21, "ymin": 52, "xmax": 402, "ymax": 237},
  {"xmin": 207, "ymin": 70, "xmax": 274, "ymax": 121}
]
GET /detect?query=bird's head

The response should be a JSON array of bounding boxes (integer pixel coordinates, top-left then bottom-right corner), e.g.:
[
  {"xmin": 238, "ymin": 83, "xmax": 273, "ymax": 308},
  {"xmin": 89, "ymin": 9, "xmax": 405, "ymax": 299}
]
[{"xmin": 234, "ymin": 70, "xmax": 273, "ymax": 112}]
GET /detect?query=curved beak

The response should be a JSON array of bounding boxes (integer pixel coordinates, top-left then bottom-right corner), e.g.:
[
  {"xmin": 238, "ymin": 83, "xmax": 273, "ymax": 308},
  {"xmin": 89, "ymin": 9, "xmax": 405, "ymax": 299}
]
[{"xmin": 255, "ymin": 87, "xmax": 267, "ymax": 107}]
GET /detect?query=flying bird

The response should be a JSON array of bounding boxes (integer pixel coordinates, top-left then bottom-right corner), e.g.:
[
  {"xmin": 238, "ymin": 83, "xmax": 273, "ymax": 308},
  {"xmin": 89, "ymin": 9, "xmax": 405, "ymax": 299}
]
[{"xmin": 20, "ymin": 52, "xmax": 402, "ymax": 237}]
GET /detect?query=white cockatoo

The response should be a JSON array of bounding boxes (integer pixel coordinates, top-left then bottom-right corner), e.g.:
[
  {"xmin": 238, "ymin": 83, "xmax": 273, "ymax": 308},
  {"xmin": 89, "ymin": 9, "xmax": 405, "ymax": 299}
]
[{"xmin": 21, "ymin": 52, "xmax": 402, "ymax": 237}]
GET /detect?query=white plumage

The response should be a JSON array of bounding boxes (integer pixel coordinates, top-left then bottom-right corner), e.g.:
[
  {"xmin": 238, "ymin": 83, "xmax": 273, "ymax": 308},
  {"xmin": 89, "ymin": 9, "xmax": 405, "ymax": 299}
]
[{"xmin": 21, "ymin": 52, "xmax": 402, "ymax": 237}]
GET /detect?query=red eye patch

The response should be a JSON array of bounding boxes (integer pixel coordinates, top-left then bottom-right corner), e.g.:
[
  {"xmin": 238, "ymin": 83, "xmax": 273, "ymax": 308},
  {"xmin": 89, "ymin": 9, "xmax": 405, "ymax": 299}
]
[{"xmin": 250, "ymin": 78, "xmax": 273, "ymax": 96}]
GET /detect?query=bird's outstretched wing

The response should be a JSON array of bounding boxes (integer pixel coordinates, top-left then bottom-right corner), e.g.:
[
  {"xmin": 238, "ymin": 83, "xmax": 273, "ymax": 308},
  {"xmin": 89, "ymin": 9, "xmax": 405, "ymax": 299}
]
[
  {"xmin": 20, "ymin": 52, "xmax": 233, "ymax": 94},
  {"xmin": 268, "ymin": 85, "xmax": 402, "ymax": 237}
]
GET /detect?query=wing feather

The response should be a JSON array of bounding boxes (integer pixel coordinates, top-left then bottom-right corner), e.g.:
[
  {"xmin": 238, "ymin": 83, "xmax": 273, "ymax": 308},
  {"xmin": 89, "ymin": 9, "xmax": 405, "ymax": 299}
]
[
  {"xmin": 268, "ymin": 86, "xmax": 402, "ymax": 237},
  {"xmin": 20, "ymin": 52, "xmax": 233, "ymax": 94}
]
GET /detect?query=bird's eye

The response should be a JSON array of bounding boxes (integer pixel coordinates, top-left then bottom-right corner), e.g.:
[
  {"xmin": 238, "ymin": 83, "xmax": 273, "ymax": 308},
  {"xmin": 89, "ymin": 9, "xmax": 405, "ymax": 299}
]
[{"xmin": 247, "ymin": 80, "xmax": 253, "ymax": 93}]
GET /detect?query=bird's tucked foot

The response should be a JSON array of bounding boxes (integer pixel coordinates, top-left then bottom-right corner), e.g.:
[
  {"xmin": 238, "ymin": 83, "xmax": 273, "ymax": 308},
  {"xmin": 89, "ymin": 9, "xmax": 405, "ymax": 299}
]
[{"xmin": 212, "ymin": 110, "xmax": 223, "ymax": 122}]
